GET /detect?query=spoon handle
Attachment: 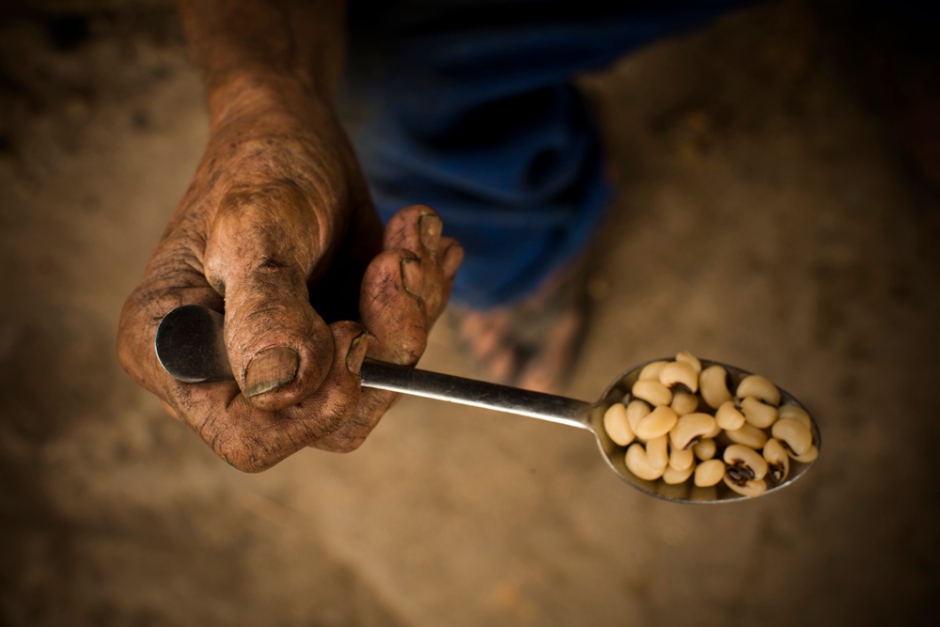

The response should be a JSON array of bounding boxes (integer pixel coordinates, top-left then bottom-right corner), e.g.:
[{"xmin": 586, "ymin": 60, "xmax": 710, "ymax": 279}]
[
  {"xmin": 155, "ymin": 305, "xmax": 594, "ymax": 431},
  {"xmin": 361, "ymin": 360, "xmax": 594, "ymax": 430}
]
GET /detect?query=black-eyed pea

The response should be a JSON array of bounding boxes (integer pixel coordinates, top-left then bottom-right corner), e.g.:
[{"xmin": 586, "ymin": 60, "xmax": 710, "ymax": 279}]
[
  {"xmin": 705, "ymin": 421, "xmax": 723, "ymax": 439},
  {"xmin": 725, "ymin": 423, "xmax": 769, "ymax": 449},
  {"xmin": 723, "ymin": 476, "xmax": 768, "ymax": 497},
  {"xmin": 740, "ymin": 396, "xmax": 778, "ymax": 429},
  {"xmin": 626, "ymin": 399, "xmax": 651, "ymax": 433},
  {"xmin": 675, "ymin": 351, "xmax": 702, "ymax": 374},
  {"xmin": 735, "ymin": 375, "xmax": 781, "ymax": 406},
  {"xmin": 699, "ymin": 365, "xmax": 732, "ymax": 409},
  {"xmin": 694, "ymin": 459, "xmax": 726, "ymax": 487},
  {"xmin": 669, "ymin": 446, "xmax": 695, "ymax": 472},
  {"xmin": 638, "ymin": 360, "xmax": 669, "ymax": 381},
  {"xmin": 671, "ymin": 391, "xmax": 699, "ymax": 416},
  {"xmin": 603, "ymin": 403, "xmax": 636, "ymax": 447},
  {"xmin": 723, "ymin": 444, "xmax": 768, "ymax": 481},
  {"xmin": 634, "ymin": 406, "xmax": 679, "ymax": 440},
  {"xmin": 763, "ymin": 438, "xmax": 790, "ymax": 482},
  {"xmin": 663, "ymin": 463, "xmax": 695, "ymax": 485},
  {"xmin": 716, "ymin": 400, "xmax": 746, "ymax": 431},
  {"xmin": 669, "ymin": 413, "xmax": 717, "ymax": 450},
  {"xmin": 778, "ymin": 404, "xmax": 812, "ymax": 431},
  {"xmin": 693, "ymin": 438, "xmax": 717, "ymax": 461},
  {"xmin": 789, "ymin": 444, "xmax": 819, "ymax": 463},
  {"xmin": 631, "ymin": 379, "xmax": 672, "ymax": 407},
  {"xmin": 771, "ymin": 418, "xmax": 813, "ymax": 456},
  {"xmin": 659, "ymin": 361, "xmax": 699, "ymax": 393},
  {"xmin": 646, "ymin": 435, "xmax": 669, "ymax": 471},
  {"xmin": 625, "ymin": 443, "xmax": 665, "ymax": 481}
]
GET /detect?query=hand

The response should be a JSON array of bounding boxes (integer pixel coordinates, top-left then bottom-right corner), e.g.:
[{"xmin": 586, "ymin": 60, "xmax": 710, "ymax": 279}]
[{"xmin": 117, "ymin": 84, "xmax": 462, "ymax": 471}]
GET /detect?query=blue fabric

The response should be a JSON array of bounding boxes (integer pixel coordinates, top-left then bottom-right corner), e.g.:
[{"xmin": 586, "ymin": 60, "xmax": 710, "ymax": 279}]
[{"xmin": 345, "ymin": 1, "xmax": 750, "ymax": 308}]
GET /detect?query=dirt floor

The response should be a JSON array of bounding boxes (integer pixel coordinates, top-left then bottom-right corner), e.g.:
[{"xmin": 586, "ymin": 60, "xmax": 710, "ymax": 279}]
[{"xmin": 2, "ymin": 1, "xmax": 940, "ymax": 625}]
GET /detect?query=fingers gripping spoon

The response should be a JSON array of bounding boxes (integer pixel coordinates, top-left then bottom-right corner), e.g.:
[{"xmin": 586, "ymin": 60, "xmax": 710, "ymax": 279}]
[{"xmin": 155, "ymin": 305, "xmax": 821, "ymax": 503}]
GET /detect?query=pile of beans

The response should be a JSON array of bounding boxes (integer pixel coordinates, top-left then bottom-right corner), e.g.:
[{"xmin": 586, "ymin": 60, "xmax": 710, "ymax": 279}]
[{"xmin": 603, "ymin": 352, "xmax": 818, "ymax": 498}]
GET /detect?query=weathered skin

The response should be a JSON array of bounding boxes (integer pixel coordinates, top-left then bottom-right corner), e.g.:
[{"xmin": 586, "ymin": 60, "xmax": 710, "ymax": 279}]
[{"xmin": 117, "ymin": 0, "xmax": 463, "ymax": 471}]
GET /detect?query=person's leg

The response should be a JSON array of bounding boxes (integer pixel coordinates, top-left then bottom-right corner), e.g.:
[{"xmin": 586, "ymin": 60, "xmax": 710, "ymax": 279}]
[
  {"xmin": 347, "ymin": 1, "xmax": 749, "ymax": 306},
  {"xmin": 344, "ymin": 1, "xmax": 753, "ymax": 388}
]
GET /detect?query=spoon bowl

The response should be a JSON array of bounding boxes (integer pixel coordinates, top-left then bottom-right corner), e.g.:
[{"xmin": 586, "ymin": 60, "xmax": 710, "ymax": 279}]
[
  {"xmin": 156, "ymin": 305, "xmax": 820, "ymax": 503},
  {"xmin": 589, "ymin": 359, "xmax": 820, "ymax": 503}
]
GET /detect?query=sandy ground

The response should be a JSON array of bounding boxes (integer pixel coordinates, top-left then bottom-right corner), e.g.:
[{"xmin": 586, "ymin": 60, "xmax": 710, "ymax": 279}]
[{"xmin": 2, "ymin": 2, "xmax": 939, "ymax": 625}]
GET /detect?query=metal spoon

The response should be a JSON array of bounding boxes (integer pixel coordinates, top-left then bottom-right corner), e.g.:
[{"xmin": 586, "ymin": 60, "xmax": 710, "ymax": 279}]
[{"xmin": 156, "ymin": 305, "xmax": 820, "ymax": 503}]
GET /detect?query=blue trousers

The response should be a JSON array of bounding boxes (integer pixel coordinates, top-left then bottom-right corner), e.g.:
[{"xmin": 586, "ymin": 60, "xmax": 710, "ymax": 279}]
[{"xmin": 345, "ymin": 1, "xmax": 749, "ymax": 308}]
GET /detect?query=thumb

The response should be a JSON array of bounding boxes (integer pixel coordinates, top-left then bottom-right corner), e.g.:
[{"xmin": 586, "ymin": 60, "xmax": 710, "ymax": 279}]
[{"xmin": 204, "ymin": 182, "xmax": 333, "ymax": 411}]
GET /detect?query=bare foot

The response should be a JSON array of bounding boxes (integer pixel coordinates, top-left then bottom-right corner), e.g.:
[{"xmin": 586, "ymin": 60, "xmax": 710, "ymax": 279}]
[{"xmin": 449, "ymin": 262, "xmax": 590, "ymax": 394}]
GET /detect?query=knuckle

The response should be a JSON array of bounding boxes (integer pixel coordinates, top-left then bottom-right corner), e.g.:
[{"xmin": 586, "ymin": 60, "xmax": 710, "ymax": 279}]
[
  {"xmin": 228, "ymin": 456, "xmax": 274, "ymax": 474},
  {"xmin": 115, "ymin": 333, "xmax": 139, "ymax": 378},
  {"xmin": 318, "ymin": 433, "xmax": 366, "ymax": 454},
  {"xmin": 208, "ymin": 421, "xmax": 279, "ymax": 473},
  {"xmin": 218, "ymin": 437, "xmax": 279, "ymax": 474},
  {"xmin": 335, "ymin": 437, "xmax": 365, "ymax": 453},
  {"xmin": 286, "ymin": 396, "xmax": 356, "ymax": 445},
  {"xmin": 116, "ymin": 303, "xmax": 149, "ymax": 379}
]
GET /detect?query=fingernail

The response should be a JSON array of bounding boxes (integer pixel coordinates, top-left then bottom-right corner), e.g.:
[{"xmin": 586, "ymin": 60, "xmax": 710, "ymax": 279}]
[
  {"xmin": 346, "ymin": 333, "xmax": 369, "ymax": 376},
  {"xmin": 419, "ymin": 214, "xmax": 442, "ymax": 251},
  {"xmin": 400, "ymin": 257, "xmax": 423, "ymax": 297},
  {"xmin": 245, "ymin": 347, "xmax": 299, "ymax": 397}
]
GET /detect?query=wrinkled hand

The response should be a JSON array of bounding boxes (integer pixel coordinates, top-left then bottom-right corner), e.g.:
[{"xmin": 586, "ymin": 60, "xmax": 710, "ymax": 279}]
[{"xmin": 118, "ymin": 90, "xmax": 462, "ymax": 471}]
